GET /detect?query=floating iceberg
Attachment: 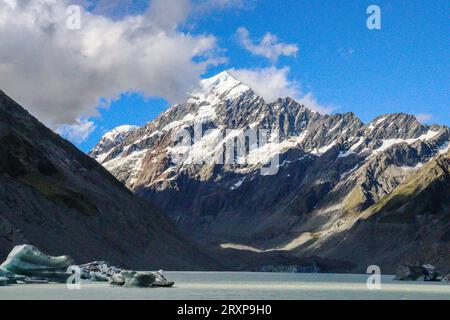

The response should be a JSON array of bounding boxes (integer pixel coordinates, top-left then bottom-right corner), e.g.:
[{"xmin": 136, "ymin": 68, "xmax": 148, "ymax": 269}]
[
  {"xmin": 0, "ymin": 245, "xmax": 175, "ymax": 288},
  {"xmin": 108, "ymin": 270, "xmax": 174, "ymax": 288},
  {"xmin": 0, "ymin": 245, "xmax": 72, "ymax": 283}
]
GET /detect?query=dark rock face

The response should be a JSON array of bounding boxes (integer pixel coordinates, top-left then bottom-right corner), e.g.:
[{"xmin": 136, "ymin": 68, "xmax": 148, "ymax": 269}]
[
  {"xmin": 90, "ymin": 72, "xmax": 450, "ymax": 272},
  {"xmin": 0, "ymin": 90, "xmax": 222, "ymax": 271}
]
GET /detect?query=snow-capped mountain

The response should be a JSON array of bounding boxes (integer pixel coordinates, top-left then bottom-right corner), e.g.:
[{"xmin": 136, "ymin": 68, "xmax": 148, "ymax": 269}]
[
  {"xmin": 90, "ymin": 125, "xmax": 138, "ymax": 162},
  {"xmin": 90, "ymin": 71, "xmax": 450, "ymax": 272}
]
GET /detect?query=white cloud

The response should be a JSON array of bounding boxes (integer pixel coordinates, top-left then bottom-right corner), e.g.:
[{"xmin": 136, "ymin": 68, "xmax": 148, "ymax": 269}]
[
  {"xmin": 229, "ymin": 67, "xmax": 299, "ymax": 101},
  {"xmin": 228, "ymin": 67, "xmax": 333, "ymax": 114},
  {"xmin": 296, "ymin": 92, "xmax": 334, "ymax": 115},
  {"xmin": 415, "ymin": 113, "xmax": 433, "ymax": 124},
  {"xmin": 56, "ymin": 118, "xmax": 96, "ymax": 144},
  {"xmin": 236, "ymin": 27, "xmax": 299, "ymax": 62},
  {"xmin": 0, "ymin": 0, "xmax": 222, "ymax": 130}
]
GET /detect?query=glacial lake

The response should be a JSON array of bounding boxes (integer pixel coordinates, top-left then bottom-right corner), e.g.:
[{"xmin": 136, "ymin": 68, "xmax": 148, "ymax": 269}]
[{"xmin": 0, "ymin": 272, "xmax": 449, "ymax": 300}]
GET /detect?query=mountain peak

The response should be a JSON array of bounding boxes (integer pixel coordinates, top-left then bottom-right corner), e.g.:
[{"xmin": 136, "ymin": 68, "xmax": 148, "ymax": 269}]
[
  {"xmin": 205, "ymin": 70, "xmax": 234, "ymax": 82},
  {"xmin": 370, "ymin": 113, "xmax": 419, "ymax": 124},
  {"xmin": 101, "ymin": 125, "xmax": 138, "ymax": 141},
  {"xmin": 188, "ymin": 71, "xmax": 252, "ymax": 104},
  {"xmin": 90, "ymin": 125, "xmax": 138, "ymax": 161}
]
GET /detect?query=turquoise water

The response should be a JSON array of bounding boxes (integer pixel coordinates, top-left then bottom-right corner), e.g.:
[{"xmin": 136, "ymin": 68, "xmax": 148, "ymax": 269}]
[{"xmin": 0, "ymin": 272, "xmax": 449, "ymax": 300}]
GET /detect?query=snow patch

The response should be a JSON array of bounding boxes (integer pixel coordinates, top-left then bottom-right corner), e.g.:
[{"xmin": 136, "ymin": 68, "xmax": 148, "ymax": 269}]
[
  {"xmin": 230, "ymin": 178, "xmax": 246, "ymax": 190},
  {"xmin": 246, "ymin": 131, "xmax": 309, "ymax": 165},
  {"xmin": 92, "ymin": 125, "xmax": 139, "ymax": 162},
  {"xmin": 372, "ymin": 130, "xmax": 441, "ymax": 155},
  {"xmin": 337, "ymin": 150, "xmax": 356, "ymax": 158},
  {"xmin": 368, "ymin": 117, "xmax": 387, "ymax": 131},
  {"xmin": 400, "ymin": 163, "xmax": 424, "ymax": 171},
  {"xmin": 350, "ymin": 137, "xmax": 365, "ymax": 151},
  {"xmin": 340, "ymin": 164, "xmax": 360, "ymax": 179},
  {"xmin": 103, "ymin": 149, "xmax": 148, "ymax": 186},
  {"xmin": 310, "ymin": 141, "xmax": 337, "ymax": 156},
  {"xmin": 162, "ymin": 113, "xmax": 195, "ymax": 131},
  {"xmin": 102, "ymin": 125, "xmax": 138, "ymax": 142}
]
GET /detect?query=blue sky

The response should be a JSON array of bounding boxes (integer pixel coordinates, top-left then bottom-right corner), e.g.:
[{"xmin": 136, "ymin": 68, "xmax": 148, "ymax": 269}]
[{"xmin": 11, "ymin": 0, "xmax": 449, "ymax": 152}]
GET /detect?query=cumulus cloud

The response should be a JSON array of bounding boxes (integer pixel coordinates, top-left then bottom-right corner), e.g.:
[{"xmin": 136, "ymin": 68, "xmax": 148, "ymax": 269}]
[
  {"xmin": 415, "ymin": 113, "xmax": 433, "ymax": 124},
  {"xmin": 56, "ymin": 118, "xmax": 96, "ymax": 144},
  {"xmin": 229, "ymin": 67, "xmax": 333, "ymax": 114},
  {"xmin": 296, "ymin": 93, "xmax": 334, "ymax": 115},
  {"xmin": 0, "ymin": 0, "xmax": 222, "ymax": 132},
  {"xmin": 229, "ymin": 67, "xmax": 299, "ymax": 101},
  {"xmin": 236, "ymin": 27, "xmax": 299, "ymax": 62}
]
